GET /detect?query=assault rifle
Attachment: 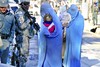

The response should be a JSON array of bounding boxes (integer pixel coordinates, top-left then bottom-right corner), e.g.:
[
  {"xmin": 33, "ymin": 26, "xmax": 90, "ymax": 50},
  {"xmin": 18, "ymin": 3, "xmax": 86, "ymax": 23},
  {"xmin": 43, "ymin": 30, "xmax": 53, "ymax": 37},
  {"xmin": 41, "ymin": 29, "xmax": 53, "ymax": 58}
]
[{"xmin": 23, "ymin": 7, "xmax": 40, "ymax": 32}]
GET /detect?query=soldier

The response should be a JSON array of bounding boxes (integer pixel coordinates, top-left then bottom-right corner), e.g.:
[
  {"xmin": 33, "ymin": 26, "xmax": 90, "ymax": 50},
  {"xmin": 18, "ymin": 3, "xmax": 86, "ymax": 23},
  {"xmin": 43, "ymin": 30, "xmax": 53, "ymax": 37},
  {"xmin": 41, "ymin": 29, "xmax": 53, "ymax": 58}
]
[
  {"xmin": 93, "ymin": 2, "xmax": 98, "ymax": 25},
  {"xmin": 15, "ymin": 0, "xmax": 35, "ymax": 59},
  {"xmin": 0, "ymin": 0, "xmax": 15, "ymax": 64}
]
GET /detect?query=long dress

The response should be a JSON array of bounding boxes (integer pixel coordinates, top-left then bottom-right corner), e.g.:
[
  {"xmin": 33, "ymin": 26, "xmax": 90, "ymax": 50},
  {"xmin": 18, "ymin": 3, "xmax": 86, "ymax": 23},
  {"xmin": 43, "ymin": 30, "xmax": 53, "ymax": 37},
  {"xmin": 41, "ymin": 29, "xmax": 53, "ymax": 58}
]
[
  {"xmin": 38, "ymin": 2, "xmax": 63, "ymax": 67},
  {"xmin": 63, "ymin": 4, "xmax": 84, "ymax": 67}
]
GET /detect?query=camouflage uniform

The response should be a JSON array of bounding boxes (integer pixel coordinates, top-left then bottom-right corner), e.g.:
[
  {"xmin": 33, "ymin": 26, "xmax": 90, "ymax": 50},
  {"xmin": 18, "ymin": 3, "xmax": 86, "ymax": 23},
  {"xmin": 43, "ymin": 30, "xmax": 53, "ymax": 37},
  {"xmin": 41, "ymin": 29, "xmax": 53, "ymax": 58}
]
[{"xmin": 15, "ymin": 0, "xmax": 34, "ymax": 57}]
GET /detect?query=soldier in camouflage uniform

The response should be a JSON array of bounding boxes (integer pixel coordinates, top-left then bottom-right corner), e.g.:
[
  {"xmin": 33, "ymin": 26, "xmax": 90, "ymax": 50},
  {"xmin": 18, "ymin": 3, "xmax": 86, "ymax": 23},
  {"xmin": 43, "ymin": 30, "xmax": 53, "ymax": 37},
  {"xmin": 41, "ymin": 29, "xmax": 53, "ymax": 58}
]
[
  {"xmin": 0, "ymin": 0, "xmax": 15, "ymax": 64},
  {"xmin": 15, "ymin": 0, "xmax": 35, "ymax": 58}
]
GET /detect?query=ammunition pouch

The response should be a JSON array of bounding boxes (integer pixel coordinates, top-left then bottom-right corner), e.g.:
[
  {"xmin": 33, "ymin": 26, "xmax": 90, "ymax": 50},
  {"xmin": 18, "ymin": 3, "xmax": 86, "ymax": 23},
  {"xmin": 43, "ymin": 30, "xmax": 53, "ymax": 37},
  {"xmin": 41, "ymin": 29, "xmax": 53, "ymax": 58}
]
[{"xmin": 16, "ymin": 34, "xmax": 23, "ymax": 43}]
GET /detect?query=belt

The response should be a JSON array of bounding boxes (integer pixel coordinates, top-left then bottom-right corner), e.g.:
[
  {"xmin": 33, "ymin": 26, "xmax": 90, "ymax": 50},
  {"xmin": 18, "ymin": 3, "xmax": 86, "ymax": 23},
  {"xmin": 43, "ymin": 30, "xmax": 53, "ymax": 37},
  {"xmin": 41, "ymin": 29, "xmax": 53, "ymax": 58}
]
[{"xmin": 1, "ymin": 34, "xmax": 9, "ymax": 39}]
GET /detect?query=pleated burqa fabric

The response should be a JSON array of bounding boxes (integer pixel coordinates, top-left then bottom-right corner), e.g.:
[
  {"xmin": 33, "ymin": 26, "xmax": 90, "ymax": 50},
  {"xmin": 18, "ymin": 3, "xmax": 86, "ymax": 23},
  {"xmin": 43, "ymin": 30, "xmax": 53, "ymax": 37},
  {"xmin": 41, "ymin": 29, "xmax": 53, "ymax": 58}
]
[
  {"xmin": 63, "ymin": 4, "xmax": 84, "ymax": 67},
  {"xmin": 38, "ymin": 2, "xmax": 63, "ymax": 67}
]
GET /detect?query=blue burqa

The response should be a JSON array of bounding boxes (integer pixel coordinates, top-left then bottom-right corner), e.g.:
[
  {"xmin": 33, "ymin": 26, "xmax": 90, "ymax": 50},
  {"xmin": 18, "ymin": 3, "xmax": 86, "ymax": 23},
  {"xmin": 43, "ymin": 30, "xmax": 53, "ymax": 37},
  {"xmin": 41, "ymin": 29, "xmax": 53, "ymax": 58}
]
[
  {"xmin": 63, "ymin": 4, "xmax": 84, "ymax": 67},
  {"xmin": 38, "ymin": 2, "xmax": 63, "ymax": 67}
]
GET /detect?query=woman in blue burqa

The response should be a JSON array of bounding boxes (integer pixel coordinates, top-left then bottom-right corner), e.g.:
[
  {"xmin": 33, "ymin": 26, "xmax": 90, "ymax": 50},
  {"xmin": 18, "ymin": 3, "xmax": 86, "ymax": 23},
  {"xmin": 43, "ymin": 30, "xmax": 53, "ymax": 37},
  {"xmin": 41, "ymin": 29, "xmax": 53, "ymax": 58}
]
[
  {"xmin": 63, "ymin": 4, "xmax": 84, "ymax": 67},
  {"xmin": 38, "ymin": 2, "xmax": 63, "ymax": 67}
]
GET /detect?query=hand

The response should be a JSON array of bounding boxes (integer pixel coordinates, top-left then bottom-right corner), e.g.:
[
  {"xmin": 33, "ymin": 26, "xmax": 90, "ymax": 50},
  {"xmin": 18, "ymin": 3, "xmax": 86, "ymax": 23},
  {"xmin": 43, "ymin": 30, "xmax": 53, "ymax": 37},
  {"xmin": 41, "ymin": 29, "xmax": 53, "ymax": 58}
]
[
  {"xmin": 33, "ymin": 23, "xmax": 40, "ymax": 31},
  {"xmin": 31, "ymin": 17, "xmax": 36, "ymax": 23},
  {"xmin": 29, "ymin": 17, "xmax": 36, "ymax": 25}
]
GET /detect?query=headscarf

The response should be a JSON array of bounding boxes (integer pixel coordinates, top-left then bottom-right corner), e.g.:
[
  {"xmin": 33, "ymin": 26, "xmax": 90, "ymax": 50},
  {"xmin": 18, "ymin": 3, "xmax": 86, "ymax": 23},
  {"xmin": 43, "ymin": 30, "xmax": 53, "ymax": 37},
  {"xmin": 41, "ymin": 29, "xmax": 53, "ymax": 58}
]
[
  {"xmin": 40, "ymin": 2, "xmax": 62, "ymax": 37},
  {"xmin": 67, "ymin": 4, "xmax": 79, "ymax": 28},
  {"xmin": 67, "ymin": 4, "xmax": 79, "ymax": 19}
]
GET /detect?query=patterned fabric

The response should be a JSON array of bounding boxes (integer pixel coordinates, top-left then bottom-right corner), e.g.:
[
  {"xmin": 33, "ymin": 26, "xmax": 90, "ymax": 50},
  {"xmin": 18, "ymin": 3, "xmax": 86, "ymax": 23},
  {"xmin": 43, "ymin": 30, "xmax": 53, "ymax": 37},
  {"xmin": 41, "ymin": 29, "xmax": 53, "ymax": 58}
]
[
  {"xmin": 43, "ymin": 21, "xmax": 55, "ymax": 33},
  {"xmin": 15, "ymin": 7, "xmax": 34, "ymax": 57}
]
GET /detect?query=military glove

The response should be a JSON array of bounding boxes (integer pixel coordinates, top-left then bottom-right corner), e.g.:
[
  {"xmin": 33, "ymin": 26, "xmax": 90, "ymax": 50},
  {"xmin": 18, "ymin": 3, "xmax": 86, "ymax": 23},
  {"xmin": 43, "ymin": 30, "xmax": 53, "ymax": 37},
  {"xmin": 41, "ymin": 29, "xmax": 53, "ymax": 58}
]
[
  {"xmin": 31, "ymin": 17, "xmax": 36, "ymax": 23},
  {"xmin": 29, "ymin": 17, "xmax": 36, "ymax": 25}
]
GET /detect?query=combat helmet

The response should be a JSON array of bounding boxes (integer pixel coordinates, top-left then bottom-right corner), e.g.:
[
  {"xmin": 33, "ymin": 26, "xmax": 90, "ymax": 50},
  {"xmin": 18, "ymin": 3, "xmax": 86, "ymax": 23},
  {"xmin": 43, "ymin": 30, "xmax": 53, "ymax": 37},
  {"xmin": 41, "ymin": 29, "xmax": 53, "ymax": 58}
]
[{"xmin": 19, "ymin": 0, "xmax": 30, "ymax": 4}]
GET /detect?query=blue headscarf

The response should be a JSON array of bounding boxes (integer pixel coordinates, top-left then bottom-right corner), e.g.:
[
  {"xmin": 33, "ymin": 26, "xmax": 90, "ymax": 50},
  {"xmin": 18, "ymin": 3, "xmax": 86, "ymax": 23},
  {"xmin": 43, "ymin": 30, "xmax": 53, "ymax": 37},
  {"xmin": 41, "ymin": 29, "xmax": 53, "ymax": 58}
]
[
  {"xmin": 67, "ymin": 4, "xmax": 79, "ymax": 19},
  {"xmin": 40, "ymin": 2, "xmax": 62, "ymax": 37},
  {"xmin": 67, "ymin": 4, "xmax": 79, "ymax": 28}
]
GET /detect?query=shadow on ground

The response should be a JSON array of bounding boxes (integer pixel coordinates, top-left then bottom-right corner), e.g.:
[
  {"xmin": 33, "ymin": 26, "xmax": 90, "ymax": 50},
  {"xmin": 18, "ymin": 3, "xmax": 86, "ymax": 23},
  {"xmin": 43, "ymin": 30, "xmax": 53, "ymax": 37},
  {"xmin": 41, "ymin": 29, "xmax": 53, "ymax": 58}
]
[
  {"xmin": 82, "ymin": 32, "xmax": 100, "ymax": 45},
  {"xmin": 81, "ymin": 57, "xmax": 100, "ymax": 67}
]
